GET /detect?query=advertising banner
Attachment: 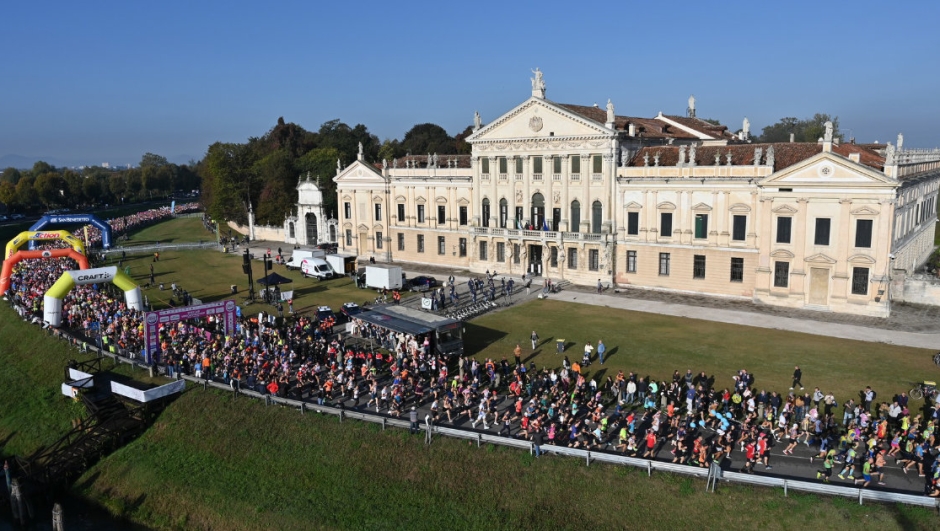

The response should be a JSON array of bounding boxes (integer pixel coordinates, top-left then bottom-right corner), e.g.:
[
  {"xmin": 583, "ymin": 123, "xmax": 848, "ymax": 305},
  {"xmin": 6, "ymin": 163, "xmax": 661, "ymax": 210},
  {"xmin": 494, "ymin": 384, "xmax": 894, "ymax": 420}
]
[{"xmin": 143, "ymin": 299, "xmax": 237, "ymax": 364}]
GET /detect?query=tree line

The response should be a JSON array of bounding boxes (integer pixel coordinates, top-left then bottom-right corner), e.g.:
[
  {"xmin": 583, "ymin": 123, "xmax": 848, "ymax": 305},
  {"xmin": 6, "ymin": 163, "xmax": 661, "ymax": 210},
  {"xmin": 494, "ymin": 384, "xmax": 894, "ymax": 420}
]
[
  {"xmin": 198, "ymin": 118, "xmax": 472, "ymax": 226},
  {"xmin": 0, "ymin": 154, "xmax": 200, "ymax": 213}
]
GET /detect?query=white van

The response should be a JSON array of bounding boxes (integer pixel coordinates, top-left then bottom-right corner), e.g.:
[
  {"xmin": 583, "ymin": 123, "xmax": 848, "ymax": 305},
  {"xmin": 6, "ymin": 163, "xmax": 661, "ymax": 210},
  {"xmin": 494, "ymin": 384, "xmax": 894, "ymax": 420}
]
[
  {"xmin": 286, "ymin": 249, "xmax": 326, "ymax": 270},
  {"xmin": 300, "ymin": 258, "xmax": 335, "ymax": 280}
]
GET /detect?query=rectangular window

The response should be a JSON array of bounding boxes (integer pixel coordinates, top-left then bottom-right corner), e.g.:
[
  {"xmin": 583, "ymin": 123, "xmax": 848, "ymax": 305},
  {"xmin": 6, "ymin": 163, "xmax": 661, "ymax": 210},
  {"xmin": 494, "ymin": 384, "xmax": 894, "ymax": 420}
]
[
  {"xmin": 694, "ymin": 214, "xmax": 708, "ymax": 239},
  {"xmin": 437, "ymin": 205, "xmax": 446, "ymax": 224},
  {"xmin": 375, "ymin": 231, "xmax": 383, "ymax": 249},
  {"xmin": 417, "ymin": 235, "xmax": 425, "ymax": 253},
  {"xmin": 345, "ymin": 229, "xmax": 352, "ymax": 246},
  {"xmin": 814, "ymin": 218, "xmax": 831, "ymax": 246},
  {"xmin": 592, "ymin": 155, "xmax": 602, "ymax": 173},
  {"xmin": 553, "ymin": 157, "xmax": 562, "ymax": 174},
  {"xmin": 732, "ymin": 215, "xmax": 747, "ymax": 241},
  {"xmin": 374, "ymin": 204, "xmax": 382, "ymax": 222},
  {"xmin": 438, "ymin": 236, "xmax": 446, "ymax": 255},
  {"xmin": 417, "ymin": 204, "xmax": 425, "ymax": 223},
  {"xmin": 852, "ymin": 267, "xmax": 869, "ymax": 295},
  {"xmin": 344, "ymin": 202, "xmax": 351, "ymax": 219},
  {"xmin": 773, "ymin": 261, "xmax": 789, "ymax": 288},
  {"xmin": 513, "ymin": 244, "xmax": 520, "ymax": 264},
  {"xmin": 496, "ymin": 242, "xmax": 505, "ymax": 262},
  {"xmin": 855, "ymin": 219, "xmax": 873, "ymax": 248},
  {"xmin": 479, "ymin": 241, "xmax": 487, "ymax": 260},
  {"xmin": 459, "ymin": 206, "xmax": 468, "ymax": 226},
  {"xmin": 660, "ymin": 212, "xmax": 673, "ymax": 237},
  {"xmin": 589, "ymin": 249, "xmax": 599, "ymax": 271},
  {"xmin": 533, "ymin": 156, "xmax": 542, "ymax": 174},
  {"xmin": 397, "ymin": 233, "xmax": 405, "ymax": 251},
  {"xmin": 498, "ymin": 157, "xmax": 507, "ymax": 174},
  {"xmin": 627, "ymin": 251, "xmax": 637, "ymax": 273},
  {"xmin": 659, "ymin": 253, "xmax": 670, "ymax": 276},
  {"xmin": 458, "ymin": 238, "xmax": 466, "ymax": 257},
  {"xmin": 550, "ymin": 247, "xmax": 558, "ymax": 267},
  {"xmin": 571, "ymin": 156, "xmax": 580, "ymax": 174},
  {"xmin": 627, "ymin": 212, "xmax": 639, "ymax": 235},
  {"xmin": 515, "ymin": 157, "xmax": 523, "ymax": 174},
  {"xmin": 481, "ymin": 158, "xmax": 489, "ymax": 174},
  {"xmin": 776, "ymin": 217, "xmax": 792, "ymax": 244},
  {"xmin": 515, "ymin": 206, "xmax": 523, "ymax": 228},
  {"xmin": 568, "ymin": 248, "xmax": 578, "ymax": 269},
  {"xmin": 397, "ymin": 204, "xmax": 405, "ymax": 223},
  {"xmin": 693, "ymin": 255, "xmax": 706, "ymax": 279},
  {"xmin": 730, "ymin": 257, "xmax": 744, "ymax": 282}
]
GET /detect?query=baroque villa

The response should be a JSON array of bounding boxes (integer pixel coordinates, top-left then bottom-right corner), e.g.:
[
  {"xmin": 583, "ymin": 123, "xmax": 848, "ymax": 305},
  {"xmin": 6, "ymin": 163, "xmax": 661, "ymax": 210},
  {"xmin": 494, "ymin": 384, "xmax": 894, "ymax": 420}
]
[{"xmin": 301, "ymin": 71, "xmax": 939, "ymax": 318}]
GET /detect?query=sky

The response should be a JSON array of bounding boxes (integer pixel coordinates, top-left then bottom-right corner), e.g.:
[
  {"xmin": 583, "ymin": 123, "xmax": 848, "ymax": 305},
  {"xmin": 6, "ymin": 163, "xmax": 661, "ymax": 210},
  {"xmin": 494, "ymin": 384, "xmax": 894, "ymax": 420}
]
[{"xmin": 2, "ymin": 0, "xmax": 939, "ymax": 167}]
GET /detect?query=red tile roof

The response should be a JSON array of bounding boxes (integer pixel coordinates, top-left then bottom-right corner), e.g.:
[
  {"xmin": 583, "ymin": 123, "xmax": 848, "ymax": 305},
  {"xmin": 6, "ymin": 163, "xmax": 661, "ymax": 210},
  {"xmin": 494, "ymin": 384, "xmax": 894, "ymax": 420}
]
[
  {"xmin": 628, "ymin": 142, "xmax": 885, "ymax": 172},
  {"xmin": 557, "ymin": 103, "xmax": 723, "ymax": 140},
  {"xmin": 662, "ymin": 115, "xmax": 736, "ymax": 139}
]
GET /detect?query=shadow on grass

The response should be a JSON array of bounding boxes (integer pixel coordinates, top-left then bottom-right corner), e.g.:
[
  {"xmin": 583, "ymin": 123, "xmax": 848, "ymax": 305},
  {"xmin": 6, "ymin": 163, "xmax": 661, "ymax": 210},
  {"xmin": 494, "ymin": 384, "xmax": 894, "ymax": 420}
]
[
  {"xmin": 463, "ymin": 323, "xmax": 508, "ymax": 353},
  {"xmin": 605, "ymin": 346, "xmax": 618, "ymax": 363}
]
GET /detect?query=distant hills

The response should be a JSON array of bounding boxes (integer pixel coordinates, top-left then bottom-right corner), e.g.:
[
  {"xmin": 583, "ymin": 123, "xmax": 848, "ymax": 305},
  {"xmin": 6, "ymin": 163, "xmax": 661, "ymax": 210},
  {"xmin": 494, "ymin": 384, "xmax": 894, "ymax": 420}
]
[{"xmin": 0, "ymin": 153, "xmax": 198, "ymax": 169}]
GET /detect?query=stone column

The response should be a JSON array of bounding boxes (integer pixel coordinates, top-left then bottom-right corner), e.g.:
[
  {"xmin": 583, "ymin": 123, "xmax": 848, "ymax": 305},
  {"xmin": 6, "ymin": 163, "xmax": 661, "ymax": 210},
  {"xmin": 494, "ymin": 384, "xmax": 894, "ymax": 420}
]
[
  {"xmin": 650, "ymin": 190, "xmax": 659, "ymax": 241},
  {"xmin": 581, "ymin": 154, "xmax": 591, "ymax": 232},
  {"xmin": 831, "ymin": 199, "xmax": 853, "ymax": 301},
  {"xmin": 792, "ymin": 198, "xmax": 809, "ymax": 296},
  {"xmin": 523, "ymin": 155, "xmax": 531, "ymax": 227},
  {"xmin": 471, "ymin": 157, "xmax": 481, "ymax": 227},
  {"xmin": 640, "ymin": 189, "xmax": 649, "ymax": 242},
  {"xmin": 755, "ymin": 197, "xmax": 774, "ymax": 295},
  {"xmin": 561, "ymin": 155, "xmax": 570, "ymax": 232},
  {"xmin": 489, "ymin": 157, "xmax": 498, "ymax": 227}
]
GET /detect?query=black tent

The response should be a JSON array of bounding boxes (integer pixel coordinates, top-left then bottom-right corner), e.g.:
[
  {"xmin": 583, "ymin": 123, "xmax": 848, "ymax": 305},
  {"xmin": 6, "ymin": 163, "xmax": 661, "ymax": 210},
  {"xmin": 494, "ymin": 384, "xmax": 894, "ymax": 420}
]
[{"xmin": 257, "ymin": 272, "xmax": 293, "ymax": 286}]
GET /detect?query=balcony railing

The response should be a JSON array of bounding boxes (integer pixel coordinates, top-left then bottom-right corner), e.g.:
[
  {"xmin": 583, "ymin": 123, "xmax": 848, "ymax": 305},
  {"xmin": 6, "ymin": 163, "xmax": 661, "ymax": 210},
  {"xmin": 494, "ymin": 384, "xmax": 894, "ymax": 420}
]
[
  {"xmin": 591, "ymin": 173, "xmax": 603, "ymax": 181},
  {"xmin": 532, "ymin": 173, "xmax": 542, "ymax": 181},
  {"xmin": 570, "ymin": 173, "xmax": 580, "ymax": 181},
  {"xmin": 498, "ymin": 173, "xmax": 508, "ymax": 181},
  {"xmin": 514, "ymin": 174, "xmax": 523, "ymax": 181},
  {"xmin": 552, "ymin": 173, "xmax": 562, "ymax": 181}
]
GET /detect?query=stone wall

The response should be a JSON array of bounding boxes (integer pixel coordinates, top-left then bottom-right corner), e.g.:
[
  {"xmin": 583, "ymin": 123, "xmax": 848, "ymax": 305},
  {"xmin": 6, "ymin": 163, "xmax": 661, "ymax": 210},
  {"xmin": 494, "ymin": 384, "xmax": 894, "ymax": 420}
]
[
  {"xmin": 227, "ymin": 221, "xmax": 285, "ymax": 242},
  {"xmin": 893, "ymin": 270, "xmax": 940, "ymax": 306}
]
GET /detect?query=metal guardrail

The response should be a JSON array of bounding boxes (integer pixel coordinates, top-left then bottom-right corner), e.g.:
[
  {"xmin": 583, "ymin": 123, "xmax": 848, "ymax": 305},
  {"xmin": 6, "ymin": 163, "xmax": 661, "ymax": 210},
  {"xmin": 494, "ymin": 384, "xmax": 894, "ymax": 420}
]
[
  {"xmin": 172, "ymin": 213, "xmax": 205, "ymax": 219},
  {"xmin": 103, "ymin": 241, "xmax": 220, "ymax": 255},
  {"xmin": 27, "ymin": 314, "xmax": 940, "ymax": 511}
]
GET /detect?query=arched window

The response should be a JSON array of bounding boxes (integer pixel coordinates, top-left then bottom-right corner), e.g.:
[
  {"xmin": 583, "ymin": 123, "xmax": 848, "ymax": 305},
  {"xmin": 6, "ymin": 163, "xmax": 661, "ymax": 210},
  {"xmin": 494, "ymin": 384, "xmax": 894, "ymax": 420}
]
[
  {"xmin": 592, "ymin": 200, "xmax": 603, "ymax": 234},
  {"xmin": 499, "ymin": 198, "xmax": 508, "ymax": 228},
  {"xmin": 305, "ymin": 213, "xmax": 318, "ymax": 246},
  {"xmin": 482, "ymin": 198, "xmax": 490, "ymax": 228},
  {"xmin": 288, "ymin": 222, "xmax": 295, "ymax": 239},
  {"xmin": 531, "ymin": 193, "xmax": 545, "ymax": 230},
  {"xmin": 570, "ymin": 200, "xmax": 581, "ymax": 233}
]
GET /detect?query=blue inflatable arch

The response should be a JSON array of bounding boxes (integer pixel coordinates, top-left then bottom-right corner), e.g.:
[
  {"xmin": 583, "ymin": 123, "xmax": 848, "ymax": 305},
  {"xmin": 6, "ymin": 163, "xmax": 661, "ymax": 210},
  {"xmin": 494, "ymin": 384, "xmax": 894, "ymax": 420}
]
[{"xmin": 29, "ymin": 214, "xmax": 114, "ymax": 249}]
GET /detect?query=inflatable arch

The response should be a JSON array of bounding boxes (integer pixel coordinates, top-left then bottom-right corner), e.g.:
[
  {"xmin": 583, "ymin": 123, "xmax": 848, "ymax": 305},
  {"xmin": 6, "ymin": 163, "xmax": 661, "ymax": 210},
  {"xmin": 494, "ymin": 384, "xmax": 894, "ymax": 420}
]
[
  {"xmin": 0, "ymin": 248, "xmax": 90, "ymax": 294},
  {"xmin": 43, "ymin": 266, "xmax": 142, "ymax": 327},
  {"xmin": 6, "ymin": 230, "xmax": 86, "ymax": 260},
  {"xmin": 29, "ymin": 213, "xmax": 113, "ymax": 249}
]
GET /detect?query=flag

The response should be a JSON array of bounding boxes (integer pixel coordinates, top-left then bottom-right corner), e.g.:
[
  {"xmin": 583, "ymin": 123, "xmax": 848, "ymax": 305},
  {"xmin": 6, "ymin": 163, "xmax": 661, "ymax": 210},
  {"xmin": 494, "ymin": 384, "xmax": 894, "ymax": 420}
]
[{"xmin": 542, "ymin": 219, "xmax": 549, "ymax": 231}]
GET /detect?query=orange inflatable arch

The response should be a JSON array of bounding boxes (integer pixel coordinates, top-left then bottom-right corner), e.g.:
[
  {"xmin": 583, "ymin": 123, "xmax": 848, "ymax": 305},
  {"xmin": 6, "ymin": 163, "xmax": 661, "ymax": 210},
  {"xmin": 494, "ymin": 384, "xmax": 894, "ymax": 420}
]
[{"xmin": 0, "ymin": 248, "xmax": 90, "ymax": 294}]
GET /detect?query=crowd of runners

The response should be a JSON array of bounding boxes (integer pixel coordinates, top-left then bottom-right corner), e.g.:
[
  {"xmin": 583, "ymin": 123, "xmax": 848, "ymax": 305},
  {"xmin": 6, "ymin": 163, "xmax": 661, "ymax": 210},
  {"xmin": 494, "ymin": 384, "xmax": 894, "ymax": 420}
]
[{"xmin": 3, "ymin": 206, "xmax": 940, "ymax": 497}]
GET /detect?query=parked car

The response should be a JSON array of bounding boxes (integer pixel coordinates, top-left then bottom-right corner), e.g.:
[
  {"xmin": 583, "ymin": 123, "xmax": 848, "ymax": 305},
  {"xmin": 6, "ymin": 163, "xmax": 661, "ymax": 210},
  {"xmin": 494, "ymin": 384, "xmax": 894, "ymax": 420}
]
[
  {"xmin": 10, "ymin": 214, "xmax": 25, "ymax": 220},
  {"xmin": 315, "ymin": 242, "xmax": 338, "ymax": 253},
  {"xmin": 339, "ymin": 302, "xmax": 361, "ymax": 323},
  {"xmin": 315, "ymin": 305, "xmax": 336, "ymax": 323},
  {"xmin": 408, "ymin": 275, "xmax": 438, "ymax": 292}
]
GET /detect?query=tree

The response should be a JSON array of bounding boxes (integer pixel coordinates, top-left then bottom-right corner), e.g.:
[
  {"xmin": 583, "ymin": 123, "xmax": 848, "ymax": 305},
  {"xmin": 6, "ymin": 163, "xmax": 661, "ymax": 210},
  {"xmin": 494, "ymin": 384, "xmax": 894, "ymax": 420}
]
[
  {"xmin": 140, "ymin": 152, "xmax": 169, "ymax": 168},
  {"xmin": 0, "ymin": 181, "xmax": 16, "ymax": 207},
  {"xmin": 454, "ymin": 125, "xmax": 474, "ymax": 155},
  {"xmin": 1, "ymin": 167, "xmax": 21, "ymax": 185},
  {"xmin": 34, "ymin": 172, "xmax": 68, "ymax": 208},
  {"xmin": 15, "ymin": 175, "xmax": 38, "ymax": 208},
  {"xmin": 757, "ymin": 115, "xmax": 839, "ymax": 143},
  {"xmin": 400, "ymin": 123, "xmax": 456, "ymax": 155}
]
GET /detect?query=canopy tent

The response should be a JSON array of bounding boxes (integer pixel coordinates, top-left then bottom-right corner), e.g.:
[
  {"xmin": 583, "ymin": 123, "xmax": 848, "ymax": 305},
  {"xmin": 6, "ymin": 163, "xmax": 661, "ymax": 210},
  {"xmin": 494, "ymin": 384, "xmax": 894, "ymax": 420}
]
[
  {"xmin": 355, "ymin": 308, "xmax": 434, "ymax": 336},
  {"xmin": 257, "ymin": 272, "xmax": 293, "ymax": 286}
]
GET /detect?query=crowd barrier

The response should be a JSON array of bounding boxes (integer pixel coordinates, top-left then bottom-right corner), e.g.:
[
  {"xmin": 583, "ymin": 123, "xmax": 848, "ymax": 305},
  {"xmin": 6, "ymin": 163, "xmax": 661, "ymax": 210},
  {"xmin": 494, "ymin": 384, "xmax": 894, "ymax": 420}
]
[{"xmin": 13, "ymin": 301, "xmax": 940, "ymax": 512}]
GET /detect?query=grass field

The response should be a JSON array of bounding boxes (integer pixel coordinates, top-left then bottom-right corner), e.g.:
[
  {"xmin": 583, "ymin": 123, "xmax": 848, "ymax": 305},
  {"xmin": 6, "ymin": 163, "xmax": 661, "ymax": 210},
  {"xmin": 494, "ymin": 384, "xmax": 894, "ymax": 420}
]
[
  {"xmin": 2, "ymin": 217, "xmax": 938, "ymax": 530},
  {"xmin": 123, "ymin": 216, "xmax": 215, "ymax": 245}
]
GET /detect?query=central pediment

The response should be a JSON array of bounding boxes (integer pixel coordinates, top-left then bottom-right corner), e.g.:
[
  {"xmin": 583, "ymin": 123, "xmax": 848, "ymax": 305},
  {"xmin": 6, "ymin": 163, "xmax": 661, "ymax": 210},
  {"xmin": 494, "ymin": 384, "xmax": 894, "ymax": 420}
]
[{"xmin": 468, "ymin": 98, "xmax": 614, "ymax": 143}]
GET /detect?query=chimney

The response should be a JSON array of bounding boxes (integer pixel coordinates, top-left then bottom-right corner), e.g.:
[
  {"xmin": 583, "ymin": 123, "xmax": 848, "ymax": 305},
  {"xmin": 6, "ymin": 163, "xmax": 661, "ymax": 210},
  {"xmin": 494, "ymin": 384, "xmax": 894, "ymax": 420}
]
[
  {"xmin": 848, "ymin": 153, "xmax": 861, "ymax": 163},
  {"xmin": 789, "ymin": 133, "xmax": 795, "ymax": 143},
  {"xmin": 628, "ymin": 123, "xmax": 636, "ymax": 137}
]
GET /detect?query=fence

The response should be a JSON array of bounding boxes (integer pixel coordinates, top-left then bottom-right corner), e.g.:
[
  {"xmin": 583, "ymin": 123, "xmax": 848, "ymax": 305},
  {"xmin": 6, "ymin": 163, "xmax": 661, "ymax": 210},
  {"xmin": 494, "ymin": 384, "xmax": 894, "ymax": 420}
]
[
  {"xmin": 20, "ymin": 306, "xmax": 940, "ymax": 512},
  {"xmin": 177, "ymin": 372, "xmax": 939, "ymax": 511},
  {"xmin": 101, "ymin": 241, "xmax": 221, "ymax": 255}
]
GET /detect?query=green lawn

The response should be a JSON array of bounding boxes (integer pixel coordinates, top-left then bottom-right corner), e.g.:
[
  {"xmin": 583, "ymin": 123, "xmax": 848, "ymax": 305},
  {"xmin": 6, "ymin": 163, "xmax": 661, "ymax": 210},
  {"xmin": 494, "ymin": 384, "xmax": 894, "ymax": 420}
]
[
  {"xmin": 3, "ymin": 218, "xmax": 938, "ymax": 530},
  {"xmin": 467, "ymin": 300, "xmax": 936, "ymax": 407},
  {"xmin": 123, "ymin": 216, "xmax": 215, "ymax": 245},
  {"xmin": 76, "ymin": 386, "xmax": 935, "ymax": 531}
]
